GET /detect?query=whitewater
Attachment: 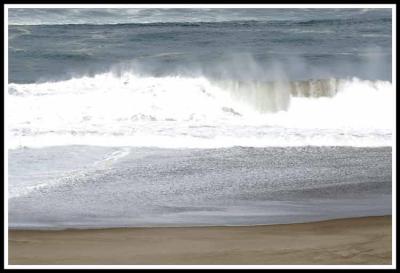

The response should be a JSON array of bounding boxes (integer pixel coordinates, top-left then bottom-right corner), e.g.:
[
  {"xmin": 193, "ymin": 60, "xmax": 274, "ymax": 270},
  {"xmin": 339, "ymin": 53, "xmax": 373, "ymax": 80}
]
[{"xmin": 8, "ymin": 72, "xmax": 394, "ymax": 149}]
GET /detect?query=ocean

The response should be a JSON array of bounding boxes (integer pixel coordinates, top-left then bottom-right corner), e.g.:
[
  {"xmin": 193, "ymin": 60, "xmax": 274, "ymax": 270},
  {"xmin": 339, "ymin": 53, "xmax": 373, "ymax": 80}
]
[{"xmin": 7, "ymin": 8, "xmax": 393, "ymax": 229}]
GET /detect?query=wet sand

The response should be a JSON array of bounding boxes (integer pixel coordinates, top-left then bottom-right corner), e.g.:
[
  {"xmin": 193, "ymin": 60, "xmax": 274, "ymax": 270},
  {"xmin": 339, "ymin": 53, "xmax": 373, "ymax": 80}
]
[{"xmin": 8, "ymin": 216, "xmax": 392, "ymax": 265}]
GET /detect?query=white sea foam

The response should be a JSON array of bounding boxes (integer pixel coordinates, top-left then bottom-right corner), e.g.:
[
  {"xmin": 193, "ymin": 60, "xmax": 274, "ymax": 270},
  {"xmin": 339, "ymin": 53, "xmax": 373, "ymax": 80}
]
[
  {"xmin": 8, "ymin": 146, "xmax": 131, "ymax": 199},
  {"xmin": 7, "ymin": 72, "xmax": 394, "ymax": 149}
]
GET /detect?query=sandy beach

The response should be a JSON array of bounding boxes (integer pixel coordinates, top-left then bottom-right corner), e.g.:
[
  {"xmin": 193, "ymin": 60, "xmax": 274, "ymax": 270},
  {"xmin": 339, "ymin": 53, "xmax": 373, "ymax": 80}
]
[{"xmin": 8, "ymin": 216, "xmax": 392, "ymax": 265}]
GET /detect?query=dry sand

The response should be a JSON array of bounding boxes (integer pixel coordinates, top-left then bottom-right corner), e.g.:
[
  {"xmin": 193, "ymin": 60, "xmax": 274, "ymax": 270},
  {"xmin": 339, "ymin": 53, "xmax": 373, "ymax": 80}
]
[{"xmin": 8, "ymin": 216, "xmax": 392, "ymax": 265}]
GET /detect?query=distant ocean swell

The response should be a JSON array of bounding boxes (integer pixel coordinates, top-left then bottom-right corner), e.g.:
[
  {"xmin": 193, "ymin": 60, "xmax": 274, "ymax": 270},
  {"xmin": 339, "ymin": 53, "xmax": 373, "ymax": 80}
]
[{"xmin": 8, "ymin": 72, "xmax": 393, "ymax": 149}]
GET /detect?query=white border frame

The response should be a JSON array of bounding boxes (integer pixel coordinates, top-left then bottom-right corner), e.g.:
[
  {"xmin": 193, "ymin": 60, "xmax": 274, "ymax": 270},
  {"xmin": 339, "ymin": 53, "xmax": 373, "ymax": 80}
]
[{"xmin": 4, "ymin": 4, "xmax": 397, "ymax": 269}]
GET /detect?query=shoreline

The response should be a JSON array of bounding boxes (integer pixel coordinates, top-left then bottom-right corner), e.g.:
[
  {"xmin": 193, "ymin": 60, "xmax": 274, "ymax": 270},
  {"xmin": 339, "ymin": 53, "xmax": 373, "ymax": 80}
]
[
  {"xmin": 9, "ymin": 215, "xmax": 392, "ymax": 265},
  {"xmin": 7, "ymin": 214, "xmax": 393, "ymax": 231}
]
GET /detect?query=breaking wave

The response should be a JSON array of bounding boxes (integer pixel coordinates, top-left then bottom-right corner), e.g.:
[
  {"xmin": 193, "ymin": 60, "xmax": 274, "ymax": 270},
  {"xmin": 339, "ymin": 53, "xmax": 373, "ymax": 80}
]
[{"xmin": 7, "ymin": 72, "xmax": 394, "ymax": 148}]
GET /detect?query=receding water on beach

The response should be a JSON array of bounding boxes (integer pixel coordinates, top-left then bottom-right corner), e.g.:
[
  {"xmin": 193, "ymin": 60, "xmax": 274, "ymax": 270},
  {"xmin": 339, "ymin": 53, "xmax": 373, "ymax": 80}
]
[{"xmin": 9, "ymin": 146, "xmax": 391, "ymax": 229}]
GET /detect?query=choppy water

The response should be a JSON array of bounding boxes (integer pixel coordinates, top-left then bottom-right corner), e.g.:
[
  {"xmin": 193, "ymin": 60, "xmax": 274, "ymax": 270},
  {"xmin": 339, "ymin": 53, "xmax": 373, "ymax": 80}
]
[{"xmin": 7, "ymin": 8, "xmax": 393, "ymax": 229}]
